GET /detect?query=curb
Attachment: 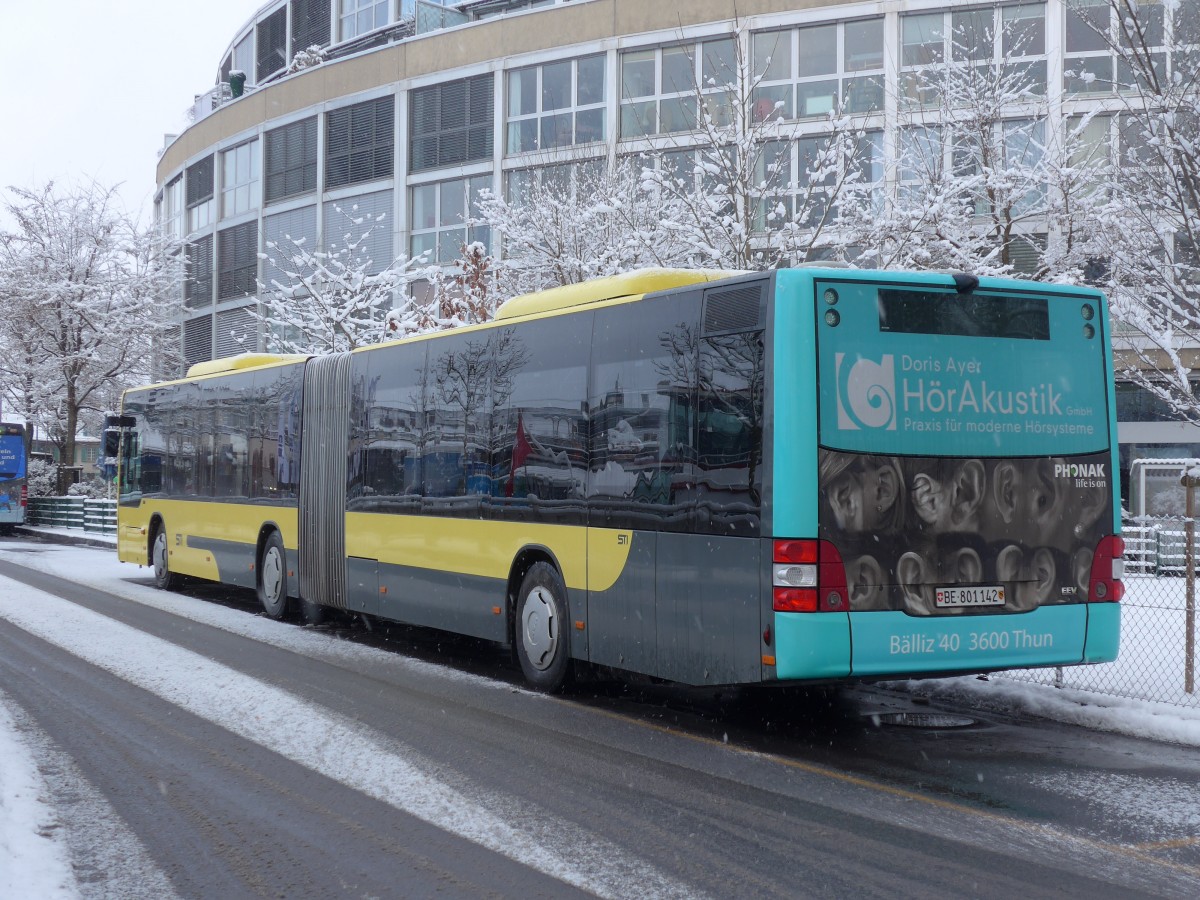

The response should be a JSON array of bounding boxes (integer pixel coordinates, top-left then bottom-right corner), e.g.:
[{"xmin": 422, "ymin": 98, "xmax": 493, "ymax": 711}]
[{"xmin": 12, "ymin": 525, "xmax": 118, "ymax": 551}]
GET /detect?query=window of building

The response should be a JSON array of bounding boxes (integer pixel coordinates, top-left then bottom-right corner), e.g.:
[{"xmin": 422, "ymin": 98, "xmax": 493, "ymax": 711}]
[
  {"xmin": 901, "ymin": 4, "xmax": 1048, "ymax": 105},
  {"xmin": 256, "ymin": 6, "xmax": 288, "ymax": 83},
  {"xmin": 620, "ymin": 37, "xmax": 735, "ymax": 138},
  {"xmin": 183, "ymin": 313, "xmax": 213, "ymax": 367},
  {"xmin": 505, "ymin": 157, "xmax": 604, "ymax": 204},
  {"xmin": 233, "ymin": 32, "xmax": 255, "ymax": 86},
  {"xmin": 341, "ymin": 0, "xmax": 389, "ymax": 41},
  {"xmin": 751, "ymin": 131, "xmax": 883, "ymax": 232},
  {"xmin": 1065, "ymin": 0, "xmax": 1174, "ymax": 95},
  {"xmin": 292, "ymin": 0, "xmax": 331, "ymax": 56},
  {"xmin": 162, "ymin": 175, "xmax": 185, "ymax": 240},
  {"xmin": 323, "ymin": 190, "xmax": 394, "ymax": 275},
  {"xmin": 217, "ymin": 221, "xmax": 258, "ymax": 300},
  {"xmin": 262, "ymin": 205, "xmax": 317, "ymax": 298},
  {"xmin": 186, "ymin": 155, "xmax": 215, "ymax": 233},
  {"xmin": 185, "ymin": 234, "xmax": 214, "ymax": 309},
  {"xmin": 326, "ymin": 96, "xmax": 395, "ymax": 189},
  {"xmin": 410, "ymin": 174, "xmax": 491, "ymax": 263},
  {"xmin": 221, "ymin": 140, "xmax": 259, "ymax": 218},
  {"xmin": 410, "ymin": 74, "xmax": 495, "ymax": 172},
  {"xmin": 506, "ymin": 54, "xmax": 605, "ymax": 154},
  {"xmin": 215, "ymin": 305, "xmax": 258, "ymax": 358},
  {"xmin": 265, "ymin": 116, "xmax": 318, "ymax": 203},
  {"xmin": 752, "ymin": 18, "xmax": 884, "ymax": 121}
]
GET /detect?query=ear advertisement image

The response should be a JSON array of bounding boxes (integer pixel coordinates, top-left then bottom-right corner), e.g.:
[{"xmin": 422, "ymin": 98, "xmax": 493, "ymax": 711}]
[{"xmin": 818, "ymin": 449, "xmax": 1113, "ymax": 616}]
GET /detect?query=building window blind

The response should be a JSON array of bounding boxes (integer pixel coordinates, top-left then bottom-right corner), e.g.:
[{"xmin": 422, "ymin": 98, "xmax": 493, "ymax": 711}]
[
  {"xmin": 257, "ymin": 7, "xmax": 288, "ymax": 82},
  {"xmin": 265, "ymin": 117, "xmax": 318, "ymax": 203},
  {"xmin": 183, "ymin": 314, "xmax": 213, "ymax": 367},
  {"xmin": 324, "ymin": 190, "xmax": 394, "ymax": 275},
  {"xmin": 216, "ymin": 305, "xmax": 258, "ymax": 357},
  {"xmin": 409, "ymin": 73, "xmax": 494, "ymax": 172},
  {"xmin": 326, "ymin": 96, "xmax": 395, "ymax": 188},
  {"xmin": 291, "ymin": 0, "xmax": 332, "ymax": 56},
  {"xmin": 185, "ymin": 235, "xmax": 214, "ymax": 308},
  {"xmin": 218, "ymin": 221, "xmax": 259, "ymax": 300}
]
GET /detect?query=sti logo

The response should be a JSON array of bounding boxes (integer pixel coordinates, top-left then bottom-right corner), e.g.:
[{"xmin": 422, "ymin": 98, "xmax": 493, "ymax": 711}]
[{"xmin": 836, "ymin": 353, "xmax": 896, "ymax": 431}]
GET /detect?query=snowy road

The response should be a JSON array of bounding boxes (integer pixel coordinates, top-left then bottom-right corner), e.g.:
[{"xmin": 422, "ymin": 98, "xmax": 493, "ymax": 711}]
[{"xmin": 1, "ymin": 538, "xmax": 1198, "ymax": 899}]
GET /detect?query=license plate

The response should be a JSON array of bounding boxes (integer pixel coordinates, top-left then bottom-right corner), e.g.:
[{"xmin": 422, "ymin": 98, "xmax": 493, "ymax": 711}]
[{"xmin": 935, "ymin": 584, "xmax": 1005, "ymax": 608}]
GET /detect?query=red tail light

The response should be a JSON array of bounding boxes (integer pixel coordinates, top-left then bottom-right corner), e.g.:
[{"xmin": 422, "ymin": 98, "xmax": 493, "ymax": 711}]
[
  {"xmin": 20, "ymin": 485, "xmax": 27, "ymax": 507},
  {"xmin": 772, "ymin": 539, "xmax": 848, "ymax": 613},
  {"xmin": 1088, "ymin": 534, "xmax": 1124, "ymax": 602}
]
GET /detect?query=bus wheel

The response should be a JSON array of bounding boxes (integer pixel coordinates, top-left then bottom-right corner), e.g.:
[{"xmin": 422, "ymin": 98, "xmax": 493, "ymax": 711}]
[
  {"xmin": 515, "ymin": 562, "xmax": 571, "ymax": 692},
  {"xmin": 256, "ymin": 532, "xmax": 291, "ymax": 620},
  {"xmin": 151, "ymin": 526, "xmax": 180, "ymax": 591}
]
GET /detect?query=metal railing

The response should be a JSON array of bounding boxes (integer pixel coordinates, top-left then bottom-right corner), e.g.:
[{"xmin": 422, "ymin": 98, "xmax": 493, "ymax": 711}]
[
  {"xmin": 1003, "ymin": 517, "xmax": 1198, "ymax": 708},
  {"xmin": 26, "ymin": 497, "xmax": 117, "ymax": 535}
]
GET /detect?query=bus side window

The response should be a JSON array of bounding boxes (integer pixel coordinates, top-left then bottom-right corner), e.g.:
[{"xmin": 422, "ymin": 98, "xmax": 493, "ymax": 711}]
[{"xmin": 696, "ymin": 331, "xmax": 763, "ymax": 536}]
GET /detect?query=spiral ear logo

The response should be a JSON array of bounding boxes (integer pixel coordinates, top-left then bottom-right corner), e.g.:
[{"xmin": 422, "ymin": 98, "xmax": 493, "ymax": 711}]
[{"xmin": 836, "ymin": 353, "xmax": 896, "ymax": 431}]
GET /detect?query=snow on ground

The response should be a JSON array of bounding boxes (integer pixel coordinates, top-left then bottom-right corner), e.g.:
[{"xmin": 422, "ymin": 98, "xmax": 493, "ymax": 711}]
[{"xmin": 0, "ymin": 689, "xmax": 79, "ymax": 900}]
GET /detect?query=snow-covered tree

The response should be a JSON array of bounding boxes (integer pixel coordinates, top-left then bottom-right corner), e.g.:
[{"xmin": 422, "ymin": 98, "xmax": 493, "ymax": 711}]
[
  {"xmin": 1070, "ymin": 0, "xmax": 1200, "ymax": 421},
  {"xmin": 473, "ymin": 156, "xmax": 693, "ymax": 297},
  {"xmin": 834, "ymin": 24, "xmax": 1104, "ymax": 279},
  {"xmin": 257, "ymin": 204, "xmax": 429, "ymax": 354},
  {"xmin": 639, "ymin": 21, "xmax": 868, "ymax": 270},
  {"xmin": 0, "ymin": 181, "xmax": 182, "ymax": 489}
]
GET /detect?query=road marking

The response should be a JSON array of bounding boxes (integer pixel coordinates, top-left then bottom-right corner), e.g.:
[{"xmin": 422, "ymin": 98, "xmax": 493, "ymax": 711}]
[{"xmin": 0, "ymin": 578, "xmax": 700, "ymax": 900}]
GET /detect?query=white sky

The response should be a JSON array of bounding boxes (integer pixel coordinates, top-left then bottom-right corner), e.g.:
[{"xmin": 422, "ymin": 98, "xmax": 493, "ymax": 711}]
[{"xmin": 0, "ymin": 0, "xmax": 260, "ymax": 225}]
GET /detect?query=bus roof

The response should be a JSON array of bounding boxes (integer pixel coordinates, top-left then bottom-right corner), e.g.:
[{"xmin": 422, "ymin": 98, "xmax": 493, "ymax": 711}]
[
  {"xmin": 185, "ymin": 353, "xmax": 309, "ymax": 378},
  {"xmin": 495, "ymin": 269, "xmax": 736, "ymax": 320}
]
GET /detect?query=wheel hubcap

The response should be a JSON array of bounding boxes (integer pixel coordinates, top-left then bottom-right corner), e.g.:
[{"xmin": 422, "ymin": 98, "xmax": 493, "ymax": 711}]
[
  {"xmin": 262, "ymin": 547, "xmax": 282, "ymax": 604},
  {"xmin": 522, "ymin": 587, "xmax": 559, "ymax": 671},
  {"xmin": 153, "ymin": 533, "xmax": 168, "ymax": 581}
]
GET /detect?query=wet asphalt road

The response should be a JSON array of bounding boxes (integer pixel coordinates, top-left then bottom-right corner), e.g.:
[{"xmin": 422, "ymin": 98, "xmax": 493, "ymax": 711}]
[{"xmin": 0, "ymin": 538, "xmax": 1197, "ymax": 899}]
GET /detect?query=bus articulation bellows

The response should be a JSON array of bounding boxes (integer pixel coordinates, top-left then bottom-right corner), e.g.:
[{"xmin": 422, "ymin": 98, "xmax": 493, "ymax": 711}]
[{"xmin": 116, "ymin": 267, "xmax": 1121, "ymax": 691}]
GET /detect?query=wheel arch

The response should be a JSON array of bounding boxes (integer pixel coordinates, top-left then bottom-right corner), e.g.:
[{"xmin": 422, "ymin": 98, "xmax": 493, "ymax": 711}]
[
  {"xmin": 506, "ymin": 544, "xmax": 566, "ymax": 645},
  {"xmin": 147, "ymin": 513, "xmax": 167, "ymax": 559}
]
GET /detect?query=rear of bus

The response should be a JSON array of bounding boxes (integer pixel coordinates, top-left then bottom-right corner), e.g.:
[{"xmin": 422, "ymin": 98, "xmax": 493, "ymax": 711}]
[
  {"xmin": 0, "ymin": 424, "xmax": 28, "ymax": 528},
  {"xmin": 770, "ymin": 269, "xmax": 1121, "ymax": 680}
]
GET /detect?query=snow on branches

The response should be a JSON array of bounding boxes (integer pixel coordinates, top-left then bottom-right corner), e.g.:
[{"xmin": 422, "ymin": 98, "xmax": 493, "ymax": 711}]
[
  {"xmin": 0, "ymin": 180, "xmax": 182, "ymax": 485},
  {"xmin": 257, "ymin": 204, "xmax": 430, "ymax": 354}
]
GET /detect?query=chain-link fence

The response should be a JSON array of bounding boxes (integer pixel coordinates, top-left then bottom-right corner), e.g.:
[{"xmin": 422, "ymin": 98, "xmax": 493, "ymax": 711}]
[{"xmin": 1002, "ymin": 518, "xmax": 1198, "ymax": 708}]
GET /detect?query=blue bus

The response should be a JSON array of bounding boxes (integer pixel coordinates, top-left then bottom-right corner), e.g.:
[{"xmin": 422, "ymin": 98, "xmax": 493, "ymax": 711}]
[
  {"xmin": 0, "ymin": 423, "xmax": 28, "ymax": 530},
  {"xmin": 118, "ymin": 268, "xmax": 1121, "ymax": 690}
]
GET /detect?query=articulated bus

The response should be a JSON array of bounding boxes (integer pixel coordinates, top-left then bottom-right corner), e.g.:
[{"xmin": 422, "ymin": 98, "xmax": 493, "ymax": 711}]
[
  {"xmin": 0, "ymin": 422, "xmax": 29, "ymax": 530},
  {"xmin": 116, "ymin": 268, "xmax": 1121, "ymax": 691}
]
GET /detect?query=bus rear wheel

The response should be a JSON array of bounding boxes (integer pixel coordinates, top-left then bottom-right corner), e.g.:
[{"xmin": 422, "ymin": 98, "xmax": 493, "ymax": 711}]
[
  {"xmin": 515, "ymin": 562, "xmax": 571, "ymax": 692},
  {"xmin": 256, "ymin": 531, "xmax": 292, "ymax": 620},
  {"xmin": 151, "ymin": 526, "xmax": 180, "ymax": 591}
]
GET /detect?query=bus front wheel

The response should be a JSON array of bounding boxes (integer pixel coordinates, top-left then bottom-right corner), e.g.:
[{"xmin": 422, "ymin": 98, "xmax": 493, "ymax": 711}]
[
  {"xmin": 515, "ymin": 562, "xmax": 571, "ymax": 692},
  {"xmin": 257, "ymin": 531, "xmax": 292, "ymax": 620},
  {"xmin": 151, "ymin": 526, "xmax": 180, "ymax": 591}
]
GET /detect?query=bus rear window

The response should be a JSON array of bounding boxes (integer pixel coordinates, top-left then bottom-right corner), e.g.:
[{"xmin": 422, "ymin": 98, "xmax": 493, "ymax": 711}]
[{"xmin": 878, "ymin": 289, "xmax": 1050, "ymax": 341}]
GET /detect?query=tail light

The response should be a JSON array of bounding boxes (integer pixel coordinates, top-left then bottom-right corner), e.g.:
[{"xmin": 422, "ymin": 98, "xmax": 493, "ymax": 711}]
[
  {"xmin": 773, "ymin": 539, "xmax": 848, "ymax": 612},
  {"xmin": 20, "ymin": 485, "xmax": 27, "ymax": 508},
  {"xmin": 1088, "ymin": 535, "xmax": 1124, "ymax": 602}
]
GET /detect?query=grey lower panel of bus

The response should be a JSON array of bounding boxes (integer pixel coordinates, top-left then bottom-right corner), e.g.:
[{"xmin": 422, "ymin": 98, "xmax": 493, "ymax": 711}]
[
  {"xmin": 185, "ymin": 537, "xmax": 301, "ymax": 599},
  {"xmin": 187, "ymin": 536, "xmax": 258, "ymax": 591},
  {"xmin": 347, "ymin": 557, "xmax": 508, "ymax": 645},
  {"xmin": 343, "ymin": 530, "xmax": 762, "ymax": 686},
  {"xmin": 588, "ymin": 531, "xmax": 762, "ymax": 686}
]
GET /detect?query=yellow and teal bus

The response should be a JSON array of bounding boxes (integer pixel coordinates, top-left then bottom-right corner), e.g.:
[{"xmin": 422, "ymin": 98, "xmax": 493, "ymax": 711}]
[{"xmin": 117, "ymin": 268, "xmax": 1122, "ymax": 691}]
